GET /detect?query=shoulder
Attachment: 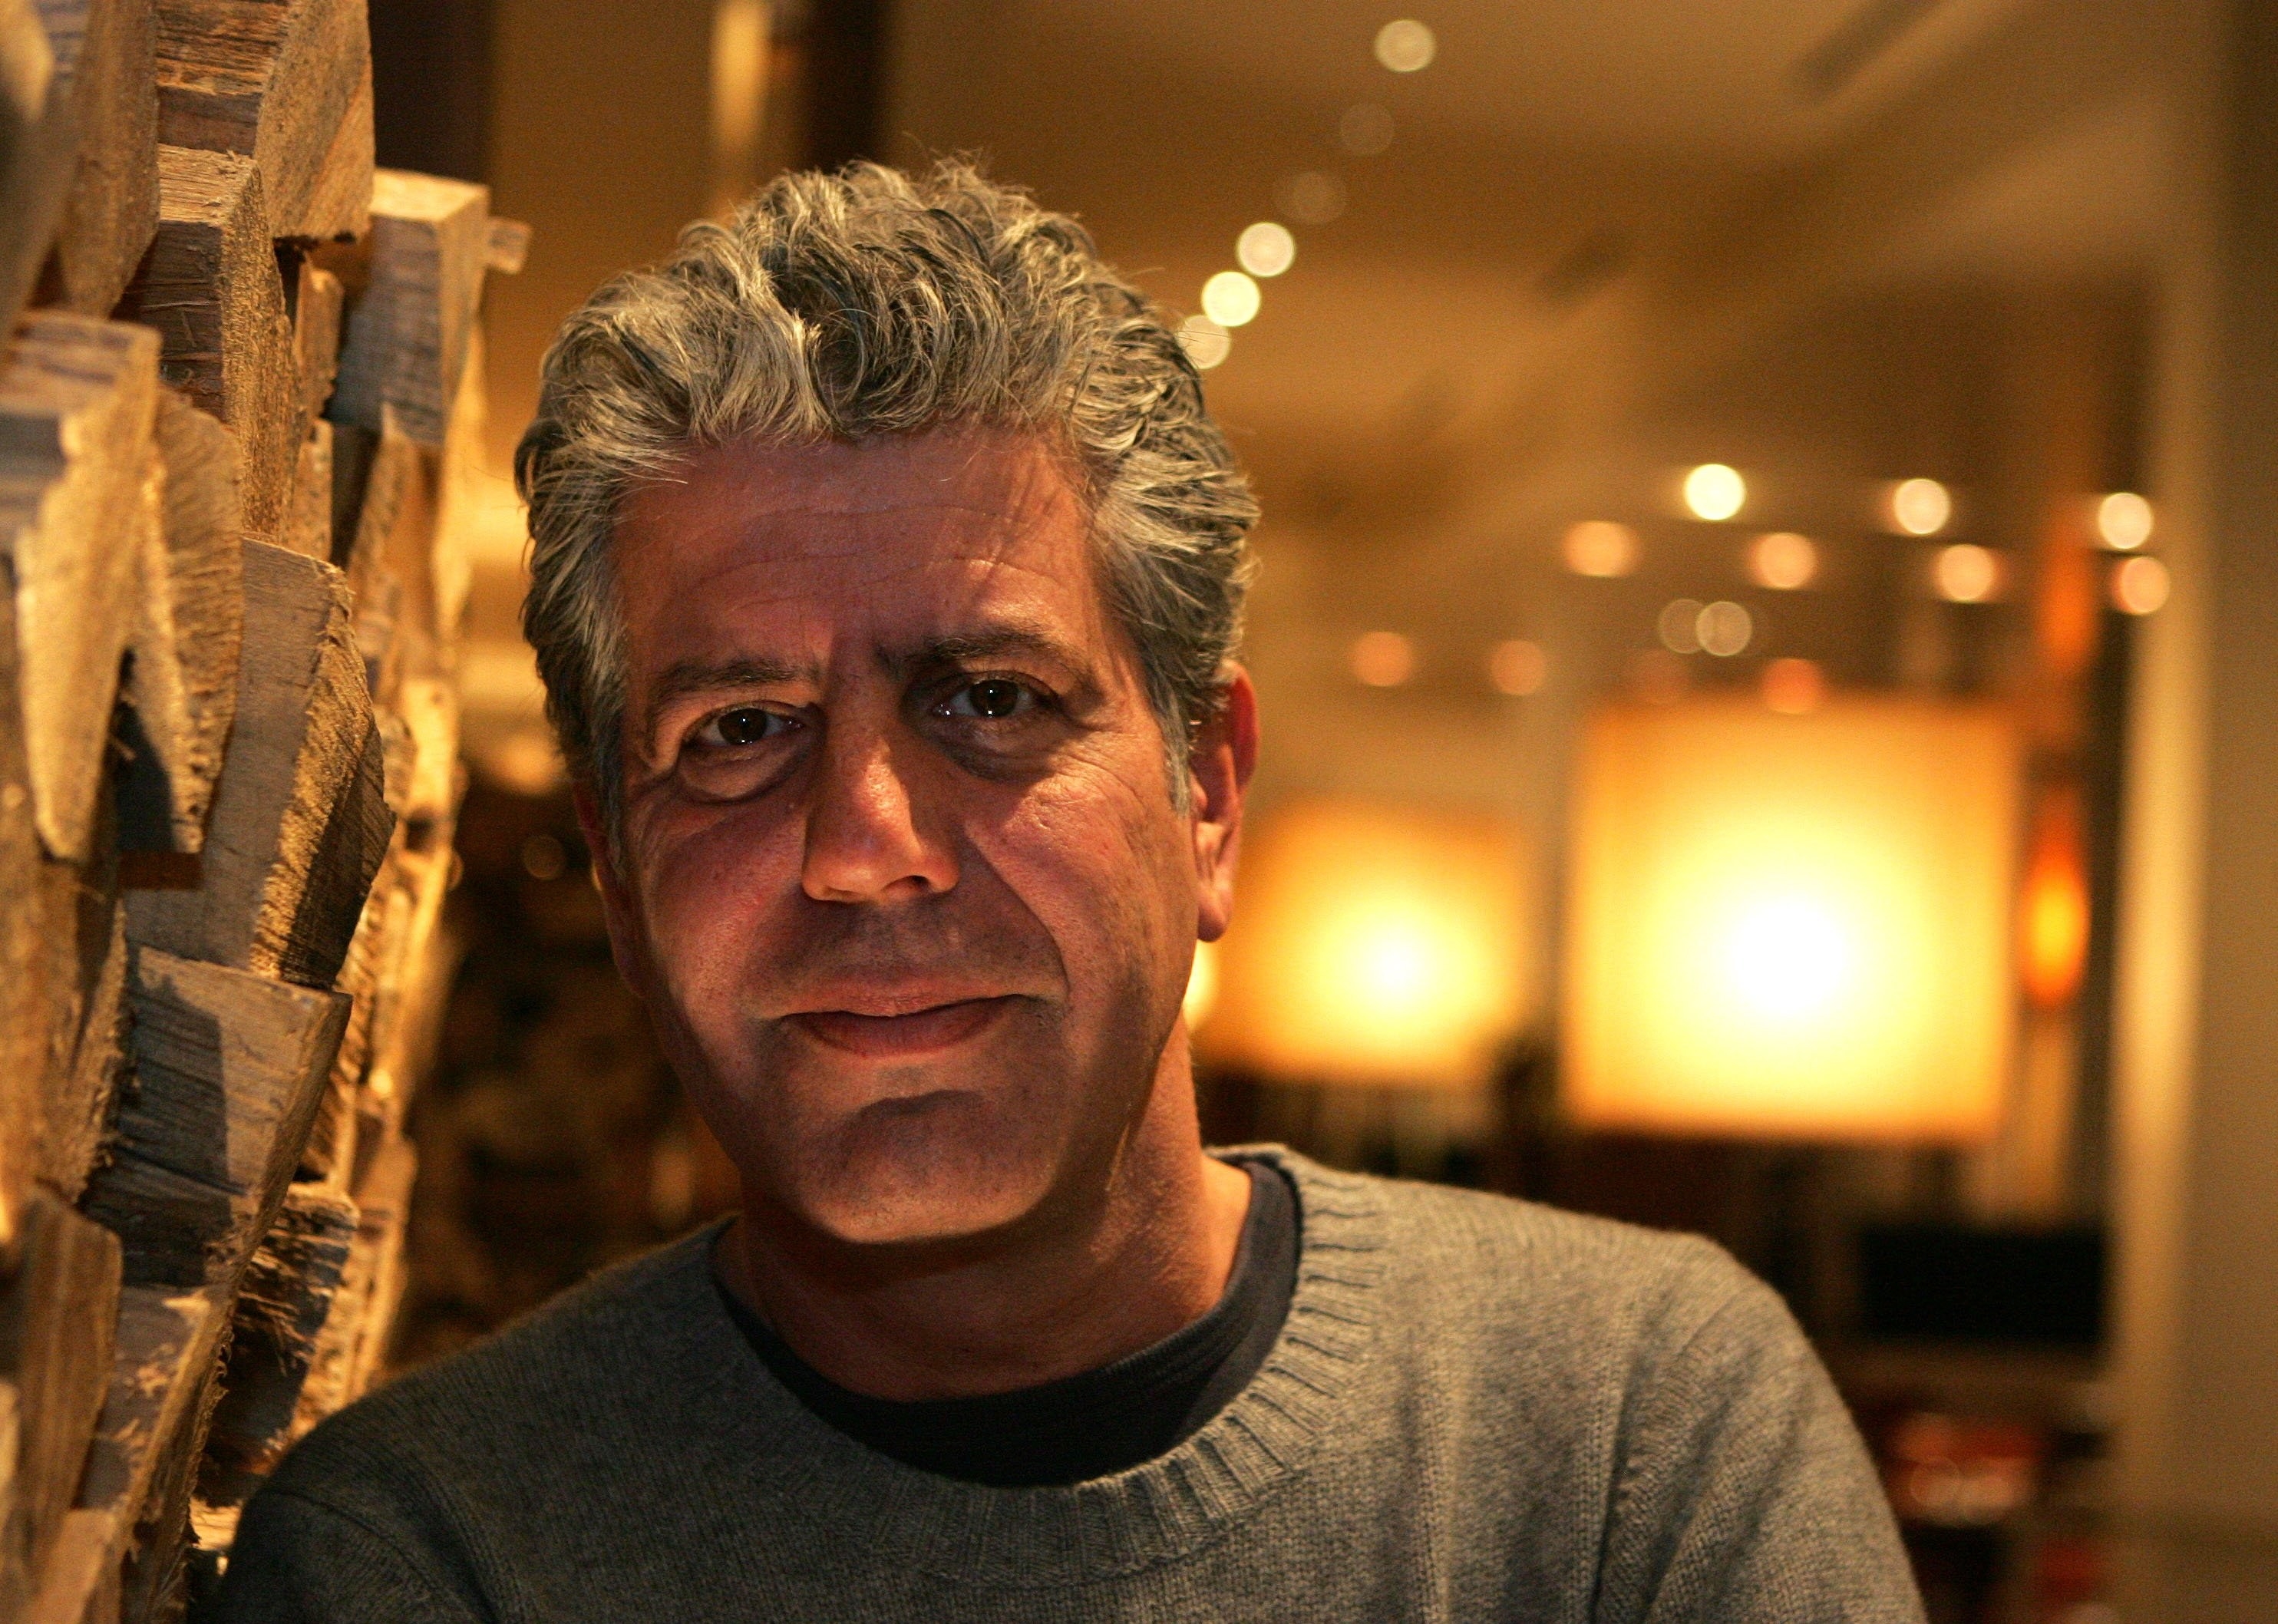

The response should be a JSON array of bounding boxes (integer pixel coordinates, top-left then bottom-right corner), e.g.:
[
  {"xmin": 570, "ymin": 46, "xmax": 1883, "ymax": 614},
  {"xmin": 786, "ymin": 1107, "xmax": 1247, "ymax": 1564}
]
[
  {"xmin": 1269, "ymin": 1150, "xmax": 1792, "ymax": 1384},
  {"xmin": 261, "ymin": 1226, "xmax": 732, "ymax": 1521}
]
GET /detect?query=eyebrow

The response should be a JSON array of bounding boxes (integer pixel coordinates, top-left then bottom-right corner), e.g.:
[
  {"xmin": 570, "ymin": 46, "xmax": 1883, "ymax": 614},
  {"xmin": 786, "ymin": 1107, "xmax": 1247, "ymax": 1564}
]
[{"xmin": 642, "ymin": 655, "xmax": 816, "ymax": 750}]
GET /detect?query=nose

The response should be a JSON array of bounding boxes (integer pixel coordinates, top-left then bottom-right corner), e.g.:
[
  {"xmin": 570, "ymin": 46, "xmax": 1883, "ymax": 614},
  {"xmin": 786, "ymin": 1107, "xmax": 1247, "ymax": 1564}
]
[{"xmin": 800, "ymin": 721, "xmax": 959, "ymax": 904}]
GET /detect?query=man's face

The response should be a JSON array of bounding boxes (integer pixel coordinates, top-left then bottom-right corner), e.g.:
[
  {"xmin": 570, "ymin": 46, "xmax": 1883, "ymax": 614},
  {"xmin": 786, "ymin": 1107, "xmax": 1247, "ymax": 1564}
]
[{"xmin": 596, "ymin": 430, "xmax": 1247, "ymax": 1248}]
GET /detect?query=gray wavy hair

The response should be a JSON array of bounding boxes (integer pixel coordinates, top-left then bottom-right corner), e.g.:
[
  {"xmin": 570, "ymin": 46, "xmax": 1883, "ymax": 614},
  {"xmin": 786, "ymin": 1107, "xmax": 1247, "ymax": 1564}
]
[{"xmin": 516, "ymin": 160, "xmax": 1258, "ymax": 839}]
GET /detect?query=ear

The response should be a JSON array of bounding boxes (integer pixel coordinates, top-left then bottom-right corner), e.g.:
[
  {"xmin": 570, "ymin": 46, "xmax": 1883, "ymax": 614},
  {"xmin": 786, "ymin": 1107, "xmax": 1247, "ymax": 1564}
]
[
  {"xmin": 1189, "ymin": 667, "xmax": 1259, "ymax": 945},
  {"xmin": 572, "ymin": 782, "xmax": 649, "ymax": 1002}
]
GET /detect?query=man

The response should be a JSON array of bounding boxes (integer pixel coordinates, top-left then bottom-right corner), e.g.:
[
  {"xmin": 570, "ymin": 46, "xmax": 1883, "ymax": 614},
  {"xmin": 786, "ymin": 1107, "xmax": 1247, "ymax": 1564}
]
[{"xmin": 217, "ymin": 163, "xmax": 1924, "ymax": 1622}]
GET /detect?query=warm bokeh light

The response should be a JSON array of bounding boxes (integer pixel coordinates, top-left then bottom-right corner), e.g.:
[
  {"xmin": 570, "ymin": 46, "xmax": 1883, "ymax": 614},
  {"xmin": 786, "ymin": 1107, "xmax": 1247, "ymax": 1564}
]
[
  {"xmin": 1339, "ymin": 102, "xmax": 1395, "ymax": 154},
  {"xmin": 1351, "ymin": 629, "xmax": 1417, "ymax": 686},
  {"xmin": 1762, "ymin": 657, "xmax": 1826, "ymax": 715},
  {"xmin": 2111, "ymin": 554, "xmax": 2171, "ymax": 616},
  {"xmin": 1564, "ymin": 695, "xmax": 2018, "ymax": 1142},
  {"xmin": 1629, "ymin": 649, "xmax": 1690, "ymax": 705},
  {"xmin": 1277, "ymin": 170, "xmax": 1347, "ymax": 224},
  {"xmin": 1886, "ymin": 477, "xmax": 1953, "ymax": 536},
  {"xmin": 1177, "ymin": 314, "xmax": 1231, "ymax": 369},
  {"xmin": 1683, "ymin": 463, "xmax": 1746, "ymax": 521},
  {"xmin": 1749, "ymin": 531, "xmax": 1819, "ymax": 590},
  {"xmin": 1184, "ymin": 939, "xmax": 1221, "ymax": 1029},
  {"xmin": 1374, "ymin": 18, "xmax": 1437, "ymax": 72},
  {"xmin": 1658, "ymin": 599, "xmax": 1704, "ymax": 654},
  {"xmin": 1563, "ymin": 520, "xmax": 1639, "ymax": 577},
  {"xmin": 1202, "ymin": 800, "xmax": 1532, "ymax": 1088},
  {"xmin": 1236, "ymin": 221, "xmax": 1296, "ymax": 278},
  {"xmin": 2096, "ymin": 490, "xmax": 2154, "ymax": 550},
  {"xmin": 1487, "ymin": 639, "xmax": 1547, "ymax": 696},
  {"xmin": 1936, "ymin": 543, "xmax": 2002, "ymax": 603},
  {"xmin": 1698, "ymin": 600, "xmax": 1752, "ymax": 657},
  {"xmin": 2020, "ymin": 790, "xmax": 2089, "ymax": 1010},
  {"xmin": 1200, "ymin": 269, "xmax": 1261, "ymax": 327}
]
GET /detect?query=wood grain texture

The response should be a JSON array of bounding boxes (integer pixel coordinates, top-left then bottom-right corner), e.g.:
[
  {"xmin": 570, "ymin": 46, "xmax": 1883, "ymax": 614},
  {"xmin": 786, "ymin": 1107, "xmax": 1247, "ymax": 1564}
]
[
  {"xmin": 279, "ymin": 411, "xmax": 327, "ymax": 560},
  {"xmin": 0, "ymin": 558, "xmax": 48, "ymax": 1242},
  {"xmin": 81, "ymin": 947, "xmax": 349, "ymax": 1292},
  {"xmin": 114, "ymin": 145, "xmax": 294, "ymax": 538},
  {"xmin": 294, "ymin": 836, "xmax": 391, "ymax": 1187},
  {"xmin": 123, "ymin": 540, "xmax": 394, "ymax": 991},
  {"xmin": 0, "ymin": 0, "xmax": 74, "ymax": 336},
  {"xmin": 0, "ymin": 312, "xmax": 159, "ymax": 863},
  {"xmin": 329, "ymin": 170, "xmax": 488, "ymax": 447},
  {"xmin": 0, "ymin": 1190, "xmax": 121, "ymax": 1610},
  {"xmin": 117, "ymin": 391, "xmax": 243, "ymax": 855},
  {"xmin": 71, "ymin": 1287, "xmax": 223, "ymax": 1614},
  {"xmin": 288, "ymin": 254, "xmax": 339, "ymax": 431},
  {"xmin": 45, "ymin": 0, "xmax": 158, "ymax": 318},
  {"xmin": 193, "ymin": 1181, "xmax": 355, "ymax": 1505},
  {"xmin": 41, "ymin": 891, "xmax": 124, "ymax": 1202},
  {"xmin": 292, "ymin": 1131, "xmax": 409, "ymax": 1431},
  {"xmin": 154, "ymin": 0, "xmax": 371, "ymax": 241}
]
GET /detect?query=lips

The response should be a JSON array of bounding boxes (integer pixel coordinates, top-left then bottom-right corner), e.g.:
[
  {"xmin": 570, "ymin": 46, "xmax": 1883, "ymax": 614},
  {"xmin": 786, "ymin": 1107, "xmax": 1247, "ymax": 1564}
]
[{"xmin": 785, "ymin": 996, "xmax": 1014, "ymax": 1057}]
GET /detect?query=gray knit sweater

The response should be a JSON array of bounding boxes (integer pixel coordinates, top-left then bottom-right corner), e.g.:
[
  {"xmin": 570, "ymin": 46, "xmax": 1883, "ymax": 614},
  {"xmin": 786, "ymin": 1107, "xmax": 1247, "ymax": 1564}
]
[{"xmin": 213, "ymin": 1151, "xmax": 1926, "ymax": 1622}]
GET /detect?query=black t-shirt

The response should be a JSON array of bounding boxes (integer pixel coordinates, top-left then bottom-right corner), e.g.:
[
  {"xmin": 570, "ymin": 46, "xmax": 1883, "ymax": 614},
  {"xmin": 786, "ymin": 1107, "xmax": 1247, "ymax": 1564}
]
[{"xmin": 712, "ymin": 1159, "xmax": 1301, "ymax": 1487}]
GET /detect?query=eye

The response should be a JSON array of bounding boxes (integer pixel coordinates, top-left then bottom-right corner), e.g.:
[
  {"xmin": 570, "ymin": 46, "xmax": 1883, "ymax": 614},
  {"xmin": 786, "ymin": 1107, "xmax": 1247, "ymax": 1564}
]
[
  {"xmin": 691, "ymin": 706, "xmax": 795, "ymax": 749},
  {"xmin": 939, "ymin": 678, "xmax": 1038, "ymax": 721}
]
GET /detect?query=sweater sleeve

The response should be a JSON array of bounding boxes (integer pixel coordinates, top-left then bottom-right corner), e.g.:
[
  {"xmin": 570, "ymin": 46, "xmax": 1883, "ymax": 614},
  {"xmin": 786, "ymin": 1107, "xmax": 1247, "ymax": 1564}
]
[
  {"xmin": 203, "ymin": 1487, "xmax": 490, "ymax": 1624},
  {"xmin": 1595, "ymin": 1266, "xmax": 1927, "ymax": 1624}
]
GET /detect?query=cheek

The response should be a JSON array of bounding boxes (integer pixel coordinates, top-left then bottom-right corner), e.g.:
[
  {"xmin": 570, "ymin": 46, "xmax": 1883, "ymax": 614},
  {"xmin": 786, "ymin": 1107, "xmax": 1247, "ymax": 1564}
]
[
  {"xmin": 624, "ymin": 800, "xmax": 801, "ymax": 1004},
  {"xmin": 987, "ymin": 761, "xmax": 1193, "ymax": 995}
]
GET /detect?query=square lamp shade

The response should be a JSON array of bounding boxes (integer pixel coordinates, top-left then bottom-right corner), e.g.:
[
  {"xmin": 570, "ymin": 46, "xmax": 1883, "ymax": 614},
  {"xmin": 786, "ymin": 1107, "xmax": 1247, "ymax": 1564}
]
[
  {"xmin": 1563, "ymin": 696, "xmax": 2019, "ymax": 1144},
  {"xmin": 1197, "ymin": 799, "xmax": 1533, "ymax": 1088}
]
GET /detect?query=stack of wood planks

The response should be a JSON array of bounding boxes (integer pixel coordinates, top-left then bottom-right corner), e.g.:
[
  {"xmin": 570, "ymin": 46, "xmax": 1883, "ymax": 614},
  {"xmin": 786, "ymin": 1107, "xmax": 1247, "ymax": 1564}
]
[{"xmin": 0, "ymin": 2, "xmax": 522, "ymax": 1616}]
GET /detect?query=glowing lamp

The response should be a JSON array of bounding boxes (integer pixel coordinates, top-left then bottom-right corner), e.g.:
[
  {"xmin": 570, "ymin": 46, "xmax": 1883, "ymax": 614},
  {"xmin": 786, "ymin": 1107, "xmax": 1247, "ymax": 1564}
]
[
  {"xmin": 1202, "ymin": 800, "xmax": 1532, "ymax": 1088},
  {"xmin": 1563, "ymin": 696, "xmax": 2019, "ymax": 1143}
]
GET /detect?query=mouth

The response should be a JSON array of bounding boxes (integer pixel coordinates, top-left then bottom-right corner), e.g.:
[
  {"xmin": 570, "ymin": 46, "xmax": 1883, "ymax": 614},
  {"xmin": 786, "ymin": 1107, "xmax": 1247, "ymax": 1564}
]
[{"xmin": 784, "ymin": 995, "xmax": 1016, "ymax": 1058}]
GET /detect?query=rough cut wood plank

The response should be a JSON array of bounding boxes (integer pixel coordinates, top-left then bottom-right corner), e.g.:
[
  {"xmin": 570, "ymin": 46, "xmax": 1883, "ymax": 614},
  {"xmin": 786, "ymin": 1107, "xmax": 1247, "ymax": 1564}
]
[
  {"xmin": 291, "ymin": 51, "xmax": 368, "ymax": 244},
  {"xmin": 0, "ymin": 313, "xmax": 159, "ymax": 861},
  {"xmin": 72, "ymin": 1288, "xmax": 223, "ymax": 1604},
  {"xmin": 117, "ymin": 391, "xmax": 244, "ymax": 854},
  {"xmin": 81, "ymin": 947, "xmax": 349, "ymax": 1291},
  {"xmin": 45, "ymin": 0, "xmax": 158, "ymax": 318},
  {"xmin": 288, "ymin": 253, "xmax": 339, "ymax": 430},
  {"xmin": 113, "ymin": 145, "xmax": 294, "ymax": 538},
  {"xmin": 292, "ymin": 1133, "xmax": 409, "ymax": 1433},
  {"xmin": 124, "ymin": 541, "xmax": 394, "ymax": 990},
  {"xmin": 362, "ymin": 822, "xmax": 456, "ymax": 1132},
  {"xmin": 0, "ymin": 0, "xmax": 73, "ymax": 335},
  {"xmin": 154, "ymin": 0, "xmax": 371, "ymax": 242},
  {"xmin": 295, "ymin": 837, "xmax": 391, "ymax": 1186},
  {"xmin": 279, "ymin": 414, "xmax": 328, "ymax": 560},
  {"xmin": 338, "ymin": 1134, "xmax": 412, "ymax": 1401},
  {"xmin": 428, "ymin": 328, "xmax": 482, "ymax": 657},
  {"xmin": 330, "ymin": 170, "xmax": 488, "ymax": 447},
  {"xmin": 24, "ymin": 1505, "xmax": 118, "ymax": 1623},
  {"xmin": 194, "ymin": 1182, "xmax": 355, "ymax": 1507},
  {"xmin": 0, "ymin": 563, "xmax": 49, "ymax": 1242},
  {"xmin": 41, "ymin": 891, "xmax": 124, "ymax": 1201},
  {"xmin": 484, "ymin": 216, "xmax": 528, "ymax": 276},
  {"xmin": 16, "ymin": 768, "xmax": 121, "ymax": 1232},
  {"xmin": 0, "ymin": 1191, "xmax": 121, "ymax": 1606}
]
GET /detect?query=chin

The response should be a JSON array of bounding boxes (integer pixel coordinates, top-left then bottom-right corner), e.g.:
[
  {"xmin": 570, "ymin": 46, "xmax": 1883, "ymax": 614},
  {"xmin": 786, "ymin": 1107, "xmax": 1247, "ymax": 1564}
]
[{"xmin": 784, "ymin": 1090, "xmax": 1067, "ymax": 1248}]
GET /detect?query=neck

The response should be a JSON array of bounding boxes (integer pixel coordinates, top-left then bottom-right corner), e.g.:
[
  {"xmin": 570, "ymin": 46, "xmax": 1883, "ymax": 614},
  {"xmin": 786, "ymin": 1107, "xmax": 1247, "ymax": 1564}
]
[{"xmin": 718, "ymin": 1044, "xmax": 1253, "ymax": 1401}]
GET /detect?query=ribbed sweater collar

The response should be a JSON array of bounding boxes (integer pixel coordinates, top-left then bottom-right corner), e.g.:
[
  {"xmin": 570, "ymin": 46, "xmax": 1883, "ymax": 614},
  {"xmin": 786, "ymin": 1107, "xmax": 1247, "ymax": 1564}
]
[{"xmin": 650, "ymin": 1148, "xmax": 1390, "ymax": 1589}]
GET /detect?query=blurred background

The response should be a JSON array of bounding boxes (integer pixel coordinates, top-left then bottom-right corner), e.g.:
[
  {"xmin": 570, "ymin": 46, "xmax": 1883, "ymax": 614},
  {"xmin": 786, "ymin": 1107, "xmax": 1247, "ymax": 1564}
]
[{"xmin": 362, "ymin": 2, "xmax": 2278, "ymax": 1619}]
